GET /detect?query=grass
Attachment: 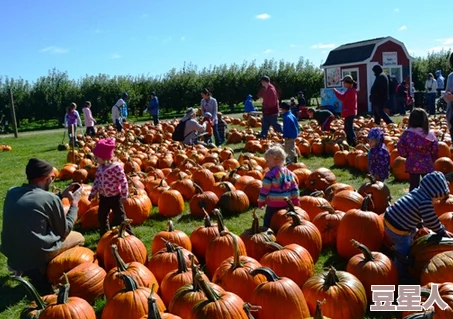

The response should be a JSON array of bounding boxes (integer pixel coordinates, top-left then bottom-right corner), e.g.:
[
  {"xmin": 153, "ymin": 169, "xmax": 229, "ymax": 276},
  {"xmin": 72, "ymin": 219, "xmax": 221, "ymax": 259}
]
[{"xmin": 0, "ymin": 114, "xmax": 408, "ymax": 319}]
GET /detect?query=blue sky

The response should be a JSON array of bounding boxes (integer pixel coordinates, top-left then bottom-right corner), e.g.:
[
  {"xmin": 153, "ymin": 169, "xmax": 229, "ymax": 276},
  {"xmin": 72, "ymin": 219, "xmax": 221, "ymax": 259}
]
[{"xmin": 2, "ymin": 0, "xmax": 452, "ymax": 82}]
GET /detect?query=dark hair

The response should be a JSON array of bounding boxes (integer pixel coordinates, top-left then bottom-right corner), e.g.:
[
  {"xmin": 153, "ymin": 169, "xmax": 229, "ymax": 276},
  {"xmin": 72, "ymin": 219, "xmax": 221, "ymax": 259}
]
[
  {"xmin": 408, "ymin": 108, "xmax": 429, "ymax": 134},
  {"xmin": 261, "ymin": 76, "xmax": 270, "ymax": 83},
  {"xmin": 67, "ymin": 102, "xmax": 76, "ymax": 114},
  {"xmin": 279, "ymin": 102, "xmax": 291, "ymax": 110},
  {"xmin": 201, "ymin": 88, "xmax": 211, "ymax": 95}
]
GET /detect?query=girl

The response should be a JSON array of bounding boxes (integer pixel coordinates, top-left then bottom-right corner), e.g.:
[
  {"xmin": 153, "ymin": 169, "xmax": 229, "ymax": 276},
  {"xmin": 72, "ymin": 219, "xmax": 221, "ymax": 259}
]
[
  {"xmin": 397, "ymin": 108, "xmax": 438, "ymax": 191},
  {"xmin": 202, "ymin": 112, "xmax": 213, "ymax": 144},
  {"xmin": 201, "ymin": 88, "xmax": 221, "ymax": 146},
  {"xmin": 64, "ymin": 102, "xmax": 82, "ymax": 147},
  {"xmin": 367, "ymin": 127, "xmax": 390, "ymax": 181},
  {"xmin": 82, "ymin": 101, "xmax": 96, "ymax": 137},
  {"xmin": 257, "ymin": 145, "xmax": 300, "ymax": 228},
  {"xmin": 333, "ymin": 75, "xmax": 358, "ymax": 146},
  {"xmin": 88, "ymin": 138, "xmax": 134, "ymax": 236}
]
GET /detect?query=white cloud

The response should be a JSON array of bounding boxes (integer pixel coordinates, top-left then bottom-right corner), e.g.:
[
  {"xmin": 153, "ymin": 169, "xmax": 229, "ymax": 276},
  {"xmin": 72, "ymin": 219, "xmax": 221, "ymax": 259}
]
[
  {"xmin": 310, "ymin": 43, "xmax": 335, "ymax": 49},
  {"xmin": 408, "ymin": 49, "xmax": 416, "ymax": 55},
  {"xmin": 436, "ymin": 38, "xmax": 453, "ymax": 45},
  {"xmin": 428, "ymin": 46, "xmax": 453, "ymax": 53},
  {"xmin": 110, "ymin": 53, "xmax": 122, "ymax": 59},
  {"xmin": 39, "ymin": 46, "xmax": 69, "ymax": 54},
  {"xmin": 398, "ymin": 25, "xmax": 407, "ymax": 31},
  {"xmin": 256, "ymin": 13, "xmax": 270, "ymax": 20},
  {"xmin": 264, "ymin": 49, "xmax": 273, "ymax": 54},
  {"xmin": 180, "ymin": 36, "xmax": 186, "ymax": 41},
  {"xmin": 394, "ymin": 8, "xmax": 399, "ymax": 12}
]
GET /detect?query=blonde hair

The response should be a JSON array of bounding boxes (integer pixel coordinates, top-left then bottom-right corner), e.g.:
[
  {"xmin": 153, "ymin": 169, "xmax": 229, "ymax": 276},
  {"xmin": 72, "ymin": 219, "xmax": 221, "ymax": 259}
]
[{"xmin": 264, "ymin": 144, "xmax": 286, "ymax": 162}]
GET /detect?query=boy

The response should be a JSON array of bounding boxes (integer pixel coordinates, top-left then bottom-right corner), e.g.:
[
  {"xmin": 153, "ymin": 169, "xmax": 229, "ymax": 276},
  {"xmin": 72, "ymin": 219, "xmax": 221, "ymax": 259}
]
[
  {"xmin": 280, "ymin": 102, "xmax": 299, "ymax": 164},
  {"xmin": 217, "ymin": 112, "xmax": 227, "ymax": 145},
  {"xmin": 307, "ymin": 108, "xmax": 335, "ymax": 132},
  {"xmin": 384, "ymin": 171, "xmax": 453, "ymax": 284}
]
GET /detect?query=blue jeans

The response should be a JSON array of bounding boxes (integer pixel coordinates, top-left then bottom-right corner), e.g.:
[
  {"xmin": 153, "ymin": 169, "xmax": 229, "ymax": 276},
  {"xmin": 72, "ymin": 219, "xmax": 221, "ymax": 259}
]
[
  {"xmin": 397, "ymin": 97, "xmax": 406, "ymax": 116},
  {"xmin": 426, "ymin": 93, "xmax": 436, "ymax": 115},
  {"xmin": 344, "ymin": 116, "xmax": 356, "ymax": 146},
  {"xmin": 263, "ymin": 206, "xmax": 281, "ymax": 228},
  {"xmin": 384, "ymin": 225, "xmax": 414, "ymax": 284},
  {"xmin": 259, "ymin": 114, "xmax": 282, "ymax": 138},
  {"xmin": 212, "ymin": 123, "xmax": 221, "ymax": 146}
]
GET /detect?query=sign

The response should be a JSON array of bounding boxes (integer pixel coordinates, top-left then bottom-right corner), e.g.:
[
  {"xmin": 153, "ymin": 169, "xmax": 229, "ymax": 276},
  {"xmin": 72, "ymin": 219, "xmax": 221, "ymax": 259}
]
[
  {"xmin": 320, "ymin": 88, "xmax": 345, "ymax": 113},
  {"xmin": 326, "ymin": 67, "xmax": 341, "ymax": 87},
  {"xmin": 370, "ymin": 284, "xmax": 448, "ymax": 312},
  {"xmin": 383, "ymin": 52, "xmax": 398, "ymax": 66}
]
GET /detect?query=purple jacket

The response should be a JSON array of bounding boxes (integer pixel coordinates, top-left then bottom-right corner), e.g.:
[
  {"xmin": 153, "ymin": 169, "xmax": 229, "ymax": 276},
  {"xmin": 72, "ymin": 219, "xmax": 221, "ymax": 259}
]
[
  {"xmin": 397, "ymin": 129, "xmax": 438, "ymax": 174},
  {"xmin": 368, "ymin": 128, "xmax": 390, "ymax": 180}
]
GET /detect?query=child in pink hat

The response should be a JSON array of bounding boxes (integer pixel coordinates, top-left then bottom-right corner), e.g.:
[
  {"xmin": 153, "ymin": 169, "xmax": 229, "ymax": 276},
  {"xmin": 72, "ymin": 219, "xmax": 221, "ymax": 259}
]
[{"xmin": 88, "ymin": 138, "xmax": 134, "ymax": 235}]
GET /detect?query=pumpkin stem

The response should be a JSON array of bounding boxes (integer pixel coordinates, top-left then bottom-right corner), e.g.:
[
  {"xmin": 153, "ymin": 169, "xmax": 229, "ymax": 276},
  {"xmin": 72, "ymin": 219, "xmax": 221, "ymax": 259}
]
[
  {"xmin": 11, "ymin": 276, "xmax": 47, "ymax": 311},
  {"xmin": 221, "ymin": 231, "xmax": 243, "ymax": 269},
  {"xmin": 56, "ymin": 273, "xmax": 70, "ymax": 305},
  {"xmin": 243, "ymin": 303, "xmax": 262, "ymax": 319},
  {"xmin": 219, "ymin": 181, "xmax": 232, "ymax": 192},
  {"xmin": 361, "ymin": 194, "xmax": 374, "ymax": 211},
  {"xmin": 264, "ymin": 241, "xmax": 284, "ymax": 251},
  {"xmin": 195, "ymin": 272, "xmax": 221, "ymax": 303},
  {"xmin": 310, "ymin": 190, "xmax": 325, "ymax": 198},
  {"xmin": 213, "ymin": 209, "xmax": 227, "ymax": 233},
  {"xmin": 324, "ymin": 266, "xmax": 339, "ymax": 287},
  {"xmin": 202, "ymin": 208, "xmax": 213, "ymax": 227},
  {"xmin": 111, "ymin": 244, "xmax": 129, "ymax": 272},
  {"xmin": 120, "ymin": 273, "xmax": 139, "ymax": 292},
  {"xmin": 167, "ymin": 220, "xmax": 175, "ymax": 232},
  {"xmin": 190, "ymin": 255, "xmax": 201, "ymax": 291},
  {"xmin": 351, "ymin": 239, "xmax": 375, "ymax": 261},
  {"xmin": 161, "ymin": 238, "xmax": 177, "ymax": 252},
  {"xmin": 193, "ymin": 183, "xmax": 204, "ymax": 194},
  {"xmin": 175, "ymin": 248, "xmax": 189, "ymax": 273},
  {"xmin": 118, "ymin": 219, "xmax": 133, "ymax": 238},
  {"xmin": 285, "ymin": 211, "xmax": 303, "ymax": 226},
  {"xmin": 284, "ymin": 197, "xmax": 297, "ymax": 213},
  {"xmin": 147, "ymin": 284, "xmax": 162, "ymax": 319},
  {"xmin": 250, "ymin": 267, "xmax": 281, "ymax": 282},
  {"xmin": 313, "ymin": 299, "xmax": 326, "ymax": 319},
  {"xmin": 251, "ymin": 209, "xmax": 260, "ymax": 234},
  {"xmin": 367, "ymin": 174, "xmax": 377, "ymax": 184},
  {"xmin": 318, "ymin": 204, "xmax": 335, "ymax": 213}
]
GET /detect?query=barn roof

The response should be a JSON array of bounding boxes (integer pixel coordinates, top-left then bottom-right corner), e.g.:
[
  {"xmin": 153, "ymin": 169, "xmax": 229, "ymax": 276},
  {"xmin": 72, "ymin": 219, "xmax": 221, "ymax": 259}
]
[{"xmin": 321, "ymin": 37, "xmax": 387, "ymax": 67}]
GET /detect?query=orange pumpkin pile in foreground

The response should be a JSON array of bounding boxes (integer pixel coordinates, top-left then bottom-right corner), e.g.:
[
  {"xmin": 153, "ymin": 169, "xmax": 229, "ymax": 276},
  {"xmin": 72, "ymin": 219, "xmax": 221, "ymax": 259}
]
[{"xmin": 14, "ymin": 115, "xmax": 453, "ymax": 319}]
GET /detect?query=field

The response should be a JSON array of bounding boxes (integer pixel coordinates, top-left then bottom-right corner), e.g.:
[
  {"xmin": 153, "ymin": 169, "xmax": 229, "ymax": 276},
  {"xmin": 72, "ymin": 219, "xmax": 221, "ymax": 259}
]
[{"xmin": 0, "ymin": 114, "xmax": 408, "ymax": 319}]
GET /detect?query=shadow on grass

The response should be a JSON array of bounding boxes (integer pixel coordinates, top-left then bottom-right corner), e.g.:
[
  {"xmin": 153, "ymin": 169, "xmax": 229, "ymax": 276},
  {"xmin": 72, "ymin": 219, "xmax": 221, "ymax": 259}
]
[{"xmin": 0, "ymin": 275, "xmax": 26, "ymax": 313}]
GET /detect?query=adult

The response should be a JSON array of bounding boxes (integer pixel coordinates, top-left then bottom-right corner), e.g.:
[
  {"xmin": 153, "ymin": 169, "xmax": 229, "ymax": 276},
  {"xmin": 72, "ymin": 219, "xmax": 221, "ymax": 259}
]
[
  {"xmin": 1, "ymin": 158, "xmax": 84, "ymax": 293},
  {"xmin": 297, "ymin": 91, "xmax": 309, "ymax": 119},
  {"xmin": 444, "ymin": 53, "xmax": 453, "ymax": 136},
  {"xmin": 182, "ymin": 107, "xmax": 206, "ymax": 145},
  {"xmin": 370, "ymin": 65, "xmax": 393, "ymax": 125},
  {"xmin": 436, "ymin": 70, "xmax": 445, "ymax": 97},
  {"xmin": 145, "ymin": 91, "xmax": 159, "ymax": 125},
  {"xmin": 244, "ymin": 94, "xmax": 257, "ymax": 113},
  {"xmin": 200, "ymin": 88, "xmax": 221, "ymax": 146},
  {"xmin": 396, "ymin": 80, "xmax": 409, "ymax": 116},
  {"xmin": 425, "ymin": 73, "xmax": 438, "ymax": 115},
  {"xmin": 257, "ymin": 76, "xmax": 282, "ymax": 138}
]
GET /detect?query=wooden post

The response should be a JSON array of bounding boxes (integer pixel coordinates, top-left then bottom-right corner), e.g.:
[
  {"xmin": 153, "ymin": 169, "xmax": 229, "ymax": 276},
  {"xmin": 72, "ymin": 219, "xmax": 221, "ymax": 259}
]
[
  {"xmin": 71, "ymin": 125, "xmax": 75, "ymax": 163},
  {"xmin": 8, "ymin": 88, "xmax": 18, "ymax": 138}
]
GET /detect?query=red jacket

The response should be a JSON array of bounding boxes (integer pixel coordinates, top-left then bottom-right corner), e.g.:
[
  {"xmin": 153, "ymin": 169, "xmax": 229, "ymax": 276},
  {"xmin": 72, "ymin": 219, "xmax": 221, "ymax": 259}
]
[
  {"xmin": 259, "ymin": 84, "xmax": 279, "ymax": 116},
  {"xmin": 333, "ymin": 87, "xmax": 357, "ymax": 118}
]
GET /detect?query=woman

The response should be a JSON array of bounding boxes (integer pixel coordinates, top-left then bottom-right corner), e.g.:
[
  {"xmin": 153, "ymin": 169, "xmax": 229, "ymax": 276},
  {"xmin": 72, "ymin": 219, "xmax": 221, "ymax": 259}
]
[
  {"xmin": 200, "ymin": 88, "xmax": 221, "ymax": 146},
  {"xmin": 182, "ymin": 107, "xmax": 206, "ymax": 145}
]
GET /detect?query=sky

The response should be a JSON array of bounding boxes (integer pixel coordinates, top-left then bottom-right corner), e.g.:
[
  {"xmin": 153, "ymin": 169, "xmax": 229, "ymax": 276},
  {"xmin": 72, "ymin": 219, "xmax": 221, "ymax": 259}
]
[{"xmin": 1, "ymin": 0, "xmax": 452, "ymax": 83}]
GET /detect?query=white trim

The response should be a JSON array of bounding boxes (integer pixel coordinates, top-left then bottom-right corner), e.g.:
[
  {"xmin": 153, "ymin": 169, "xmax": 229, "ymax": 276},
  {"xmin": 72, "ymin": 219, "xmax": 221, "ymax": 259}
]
[
  {"xmin": 382, "ymin": 66, "xmax": 403, "ymax": 82},
  {"xmin": 341, "ymin": 68, "xmax": 360, "ymax": 91},
  {"xmin": 366, "ymin": 36, "xmax": 414, "ymax": 63},
  {"xmin": 320, "ymin": 61, "xmax": 366, "ymax": 69}
]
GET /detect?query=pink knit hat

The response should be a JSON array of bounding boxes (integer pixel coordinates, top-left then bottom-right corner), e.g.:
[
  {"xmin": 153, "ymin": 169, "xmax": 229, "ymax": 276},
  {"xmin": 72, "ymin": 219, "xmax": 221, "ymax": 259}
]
[{"xmin": 93, "ymin": 138, "xmax": 116, "ymax": 160}]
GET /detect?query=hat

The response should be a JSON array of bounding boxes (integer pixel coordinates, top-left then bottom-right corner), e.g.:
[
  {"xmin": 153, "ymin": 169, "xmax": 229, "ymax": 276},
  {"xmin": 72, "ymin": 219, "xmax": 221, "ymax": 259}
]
[
  {"xmin": 204, "ymin": 112, "xmax": 212, "ymax": 119},
  {"xmin": 93, "ymin": 138, "xmax": 116, "ymax": 160},
  {"xmin": 341, "ymin": 75, "xmax": 355, "ymax": 84},
  {"xmin": 290, "ymin": 97, "xmax": 295, "ymax": 101},
  {"xmin": 280, "ymin": 102, "xmax": 291, "ymax": 110},
  {"xmin": 182, "ymin": 107, "xmax": 196, "ymax": 121},
  {"xmin": 26, "ymin": 158, "xmax": 53, "ymax": 181},
  {"xmin": 150, "ymin": 91, "xmax": 156, "ymax": 96},
  {"xmin": 260, "ymin": 75, "xmax": 270, "ymax": 82}
]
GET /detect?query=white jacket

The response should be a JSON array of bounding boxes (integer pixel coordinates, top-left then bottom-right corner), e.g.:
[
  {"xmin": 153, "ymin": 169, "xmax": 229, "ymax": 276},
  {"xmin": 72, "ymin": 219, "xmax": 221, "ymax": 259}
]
[
  {"xmin": 111, "ymin": 105, "xmax": 121, "ymax": 123},
  {"xmin": 425, "ymin": 79, "xmax": 438, "ymax": 93}
]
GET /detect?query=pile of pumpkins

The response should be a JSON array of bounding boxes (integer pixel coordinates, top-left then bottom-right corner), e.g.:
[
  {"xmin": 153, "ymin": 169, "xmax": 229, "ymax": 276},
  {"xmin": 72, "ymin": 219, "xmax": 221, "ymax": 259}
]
[
  {"xmin": 14, "ymin": 118, "xmax": 453, "ymax": 319},
  {"xmin": 0, "ymin": 144, "xmax": 12, "ymax": 151}
]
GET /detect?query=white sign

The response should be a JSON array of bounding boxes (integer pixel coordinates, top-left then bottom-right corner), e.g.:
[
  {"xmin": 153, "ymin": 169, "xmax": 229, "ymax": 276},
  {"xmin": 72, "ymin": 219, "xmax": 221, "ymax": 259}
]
[{"xmin": 383, "ymin": 52, "xmax": 398, "ymax": 66}]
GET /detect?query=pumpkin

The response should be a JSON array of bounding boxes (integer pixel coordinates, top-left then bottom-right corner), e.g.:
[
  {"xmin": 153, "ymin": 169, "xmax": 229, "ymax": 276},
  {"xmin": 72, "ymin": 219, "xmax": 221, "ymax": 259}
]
[
  {"xmin": 420, "ymin": 250, "xmax": 453, "ymax": 285},
  {"xmin": 212, "ymin": 181, "xmax": 237, "ymax": 198},
  {"xmin": 239, "ymin": 210, "xmax": 276, "ymax": 261},
  {"xmin": 104, "ymin": 244, "xmax": 159, "ymax": 301},
  {"xmin": 298, "ymin": 191, "xmax": 330, "ymax": 221},
  {"xmin": 58, "ymin": 261, "xmax": 106, "ymax": 304},
  {"xmin": 47, "ymin": 246, "xmax": 97, "ymax": 284},
  {"xmin": 151, "ymin": 221, "xmax": 192, "ymax": 254},
  {"xmin": 103, "ymin": 221, "xmax": 148, "ymax": 272},
  {"xmin": 212, "ymin": 232, "xmax": 265, "ymax": 303},
  {"xmin": 234, "ymin": 175, "xmax": 256, "ymax": 190},
  {"xmin": 101, "ymin": 278, "xmax": 166, "ymax": 319},
  {"xmin": 302, "ymin": 267, "xmax": 367, "ymax": 319},
  {"xmin": 330, "ymin": 190, "xmax": 364, "ymax": 212},
  {"xmin": 269, "ymin": 197, "xmax": 310, "ymax": 233},
  {"xmin": 243, "ymin": 179, "xmax": 262, "ymax": 206},
  {"xmin": 323, "ymin": 183, "xmax": 354, "ymax": 202},
  {"xmin": 357, "ymin": 175, "xmax": 391, "ymax": 214},
  {"xmin": 336, "ymin": 195, "xmax": 384, "ymax": 259},
  {"xmin": 392, "ymin": 156, "xmax": 410, "ymax": 181},
  {"xmin": 139, "ymin": 287, "xmax": 182, "ymax": 319},
  {"xmin": 250, "ymin": 267, "xmax": 310, "ymax": 318},
  {"xmin": 171, "ymin": 173, "xmax": 196, "ymax": 200},
  {"xmin": 434, "ymin": 194, "xmax": 453, "ymax": 217},
  {"xmin": 306, "ymin": 300, "xmax": 332, "ymax": 319},
  {"xmin": 276, "ymin": 212, "xmax": 322, "ymax": 262},
  {"xmin": 205, "ymin": 210, "xmax": 247, "ymax": 277},
  {"xmin": 96, "ymin": 220, "xmax": 131, "ymax": 267},
  {"xmin": 346, "ymin": 239, "xmax": 398, "ymax": 302},
  {"xmin": 218, "ymin": 183, "xmax": 250, "ymax": 215},
  {"xmin": 259, "ymin": 242, "xmax": 314, "ymax": 287},
  {"xmin": 312, "ymin": 205, "xmax": 345, "ymax": 247},
  {"xmin": 72, "ymin": 167, "xmax": 89, "ymax": 183},
  {"xmin": 190, "ymin": 273, "xmax": 249, "ymax": 319},
  {"xmin": 156, "ymin": 182, "xmax": 183, "ymax": 209},
  {"xmin": 189, "ymin": 183, "xmax": 219, "ymax": 217},
  {"xmin": 168, "ymin": 263, "xmax": 225, "ymax": 318},
  {"xmin": 305, "ymin": 167, "xmax": 336, "ymax": 192},
  {"xmin": 191, "ymin": 166, "xmax": 216, "ymax": 191},
  {"xmin": 440, "ymin": 212, "xmax": 453, "ymax": 232},
  {"xmin": 291, "ymin": 168, "xmax": 312, "ymax": 189},
  {"xmin": 124, "ymin": 188, "xmax": 152, "ymax": 225},
  {"xmin": 434, "ymin": 156, "xmax": 453, "ymax": 174}
]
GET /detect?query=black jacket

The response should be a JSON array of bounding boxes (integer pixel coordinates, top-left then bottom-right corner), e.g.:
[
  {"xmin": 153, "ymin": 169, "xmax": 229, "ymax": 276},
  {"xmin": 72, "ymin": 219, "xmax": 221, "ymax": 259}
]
[{"xmin": 370, "ymin": 65, "xmax": 389, "ymax": 105}]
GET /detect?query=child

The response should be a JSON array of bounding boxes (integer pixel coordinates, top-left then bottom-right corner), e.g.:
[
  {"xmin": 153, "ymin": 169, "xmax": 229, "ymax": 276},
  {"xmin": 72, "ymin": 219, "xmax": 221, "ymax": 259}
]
[
  {"xmin": 203, "ymin": 112, "xmax": 214, "ymax": 144},
  {"xmin": 257, "ymin": 145, "xmax": 300, "ymax": 228},
  {"xmin": 244, "ymin": 94, "xmax": 257, "ymax": 113},
  {"xmin": 64, "ymin": 102, "xmax": 82, "ymax": 147},
  {"xmin": 289, "ymin": 97, "xmax": 298, "ymax": 117},
  {"xmin": 82, "ymin": 101, "xmax": 97, "ymax": 137},
  {"xmin": 144, "ymin": 91, "xmax": 159, "ymax": 125},
  {"xmin": 88, "ymin": 138, "xmax": 134, "ymax": 236},
  {"xmin": 397, "ymin": 108, "xmax": 438, "ymax": 191},
  {"xmin": 333, "ymin": 75, "xmax": 357, "ymax": 146},
  {"xmin": 112, "ymin": 93, "xmax": 128, "ymax": 133},
  {"xmin": 280, "ymin": 102, "xmax": 299, "ymax": 164},
  {"xmin": 307, "ymin": 108, "xmax": 335, "ymax": 132},
  {"xmin": 384, "ymin": 171, "xmax": 453, "ymax": 284},
  {"xmin": 367, "ymin": 127, "xmax": 390, "ymax": 181},
  {"xmin": 217, "ymin": 112, "xmax": 227, "ymax": 145}
]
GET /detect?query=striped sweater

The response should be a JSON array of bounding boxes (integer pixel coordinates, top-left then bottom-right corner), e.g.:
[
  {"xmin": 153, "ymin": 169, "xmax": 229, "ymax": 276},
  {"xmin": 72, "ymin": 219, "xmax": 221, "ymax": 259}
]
[
  {"xmin": 384, "ymin": 171, "xmax": 448, "ymax": 235},
  {"xmin": 258, "ymin": 166, "xmax": 299, "ymax": 208}
]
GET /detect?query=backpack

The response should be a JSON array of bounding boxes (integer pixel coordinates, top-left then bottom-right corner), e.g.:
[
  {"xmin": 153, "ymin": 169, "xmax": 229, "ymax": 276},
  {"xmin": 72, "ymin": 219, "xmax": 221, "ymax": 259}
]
[{"xmin": 172, "ymin": 119, "xmax": 189, "ymax": 142}]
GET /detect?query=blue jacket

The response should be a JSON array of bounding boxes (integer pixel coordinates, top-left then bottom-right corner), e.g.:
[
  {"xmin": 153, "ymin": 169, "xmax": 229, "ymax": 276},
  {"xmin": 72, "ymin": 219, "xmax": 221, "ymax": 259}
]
[
  {"xmin": 244, "ymin": 95, "xmax": 257, "ymax": 112},
  {"xmin": 282, "ymin": 111, "xmax": 299, "ymax": 138},
  {"xmin": 121, "ymin": 102, "xmax": 128, "ymax": 118},
  {"xmin": 147, "ymin": 97, "xmax": 159, "ymax": 115}
]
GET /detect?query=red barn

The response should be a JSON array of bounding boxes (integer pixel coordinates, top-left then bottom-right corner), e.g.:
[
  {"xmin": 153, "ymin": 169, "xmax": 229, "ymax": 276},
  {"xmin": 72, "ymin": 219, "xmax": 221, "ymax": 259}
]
[{"xmin": 320, "ymin": 36, "xmax": 414, "ymax": 114}]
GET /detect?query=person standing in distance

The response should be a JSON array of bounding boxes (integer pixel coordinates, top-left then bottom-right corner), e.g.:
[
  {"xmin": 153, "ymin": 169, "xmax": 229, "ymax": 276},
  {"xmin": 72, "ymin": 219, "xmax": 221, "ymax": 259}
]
[{"xmin": 257, "ymin": 76, "xmax": 282, "ymax": 138}]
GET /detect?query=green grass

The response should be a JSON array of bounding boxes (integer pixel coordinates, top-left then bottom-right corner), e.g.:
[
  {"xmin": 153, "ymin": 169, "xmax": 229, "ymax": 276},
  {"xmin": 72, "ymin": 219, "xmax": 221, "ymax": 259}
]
[{"xmin": 0, "ymin": 115, "xmax": 408, "ymax": 319}]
